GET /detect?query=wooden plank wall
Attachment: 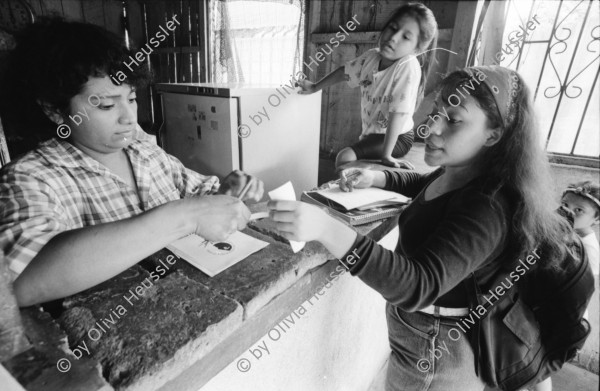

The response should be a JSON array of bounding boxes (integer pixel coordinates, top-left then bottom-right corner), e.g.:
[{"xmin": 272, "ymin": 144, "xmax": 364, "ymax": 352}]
[
  {"xmin": 305, "ymin": 0, "xmax": 474, "ymax": 155},
  {"xmin": 22, "ymin": 0, "xmax": 208, "ymax": 131},
  {"xmin": 26, "ymin": 0, "xmax": 122, "ymax": 31},
  {"xmin": 128, "ymin": 0, "xmax": 208, "ymax": 132},
  {"xmin": 23, "ymin": 0, "xmax": 475, "ymax": 152}
]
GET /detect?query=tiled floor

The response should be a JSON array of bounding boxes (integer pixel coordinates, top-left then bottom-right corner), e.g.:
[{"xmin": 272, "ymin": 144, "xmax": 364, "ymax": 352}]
[{"xmin": 367, "ymin": 359, "xmax": 599, "ymax": 391}]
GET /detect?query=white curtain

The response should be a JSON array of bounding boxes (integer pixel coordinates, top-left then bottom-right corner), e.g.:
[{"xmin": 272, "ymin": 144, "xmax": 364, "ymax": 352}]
[
  {"xmin": 209, "ymin": 0, "xmax": 305, "ymax": 84},
  {"xmin": 469, "ymin": 0, "xmax": 509, "ymax": 66}
]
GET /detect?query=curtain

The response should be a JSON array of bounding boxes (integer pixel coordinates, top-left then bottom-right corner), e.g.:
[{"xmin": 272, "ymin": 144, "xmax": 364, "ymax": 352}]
[
  {"xmin": 469, "ymin": 0, "xmax": 509, "ymax": 66},
  {"xmin": 209, "ymin": 0, "xmax": 305, "ymax": 84}
]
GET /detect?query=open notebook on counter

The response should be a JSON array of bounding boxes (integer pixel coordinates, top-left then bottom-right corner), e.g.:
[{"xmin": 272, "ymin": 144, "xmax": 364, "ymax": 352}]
[
  {"xmin": 301, "ymin": 184, "xmax": 410, "ymax": 226},
  {"xmin": 167, "ymin": 231, "xmax": 269, "ymax": 277}
]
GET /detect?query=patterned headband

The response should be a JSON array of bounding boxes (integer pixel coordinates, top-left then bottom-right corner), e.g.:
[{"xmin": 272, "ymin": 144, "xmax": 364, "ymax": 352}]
[
  {"xmin": 563, "ymin": 187, "xmax": 600, "ymax": 209},
  {"xmin": 463, "ymin": 66, "xmax": 521, "ymax": 129}
]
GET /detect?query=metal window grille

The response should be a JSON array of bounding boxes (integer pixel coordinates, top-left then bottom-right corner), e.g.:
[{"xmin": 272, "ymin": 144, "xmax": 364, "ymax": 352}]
[{"xmin": 472, "ymin": 0, "xmax": 599, "ymax": 161}]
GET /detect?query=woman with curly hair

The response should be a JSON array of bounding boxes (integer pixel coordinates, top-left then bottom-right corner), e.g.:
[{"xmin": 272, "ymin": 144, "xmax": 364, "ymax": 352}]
[{"xmin": 0, "ymin": 19, "xmax": 263, "ymax": 307}]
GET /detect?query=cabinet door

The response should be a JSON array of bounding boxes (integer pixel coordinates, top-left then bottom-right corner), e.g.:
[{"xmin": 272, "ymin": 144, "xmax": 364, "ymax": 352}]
[
  {"xmin": 239, "ymin": 91, "xmax": 321, "ymax": 198},
  {"xmin": 162, "ymin": 93, "xmax": 239, "ymax": 178}
]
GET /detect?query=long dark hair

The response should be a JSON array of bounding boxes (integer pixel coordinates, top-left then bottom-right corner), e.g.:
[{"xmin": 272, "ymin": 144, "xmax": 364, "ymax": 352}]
[
  {"xmin": 382, "ymin": 2, "xmax": 438, "ymax": 107},
  {"xmin": 438, "ymin": 69, "xmax": 569, "ymax": 267}
]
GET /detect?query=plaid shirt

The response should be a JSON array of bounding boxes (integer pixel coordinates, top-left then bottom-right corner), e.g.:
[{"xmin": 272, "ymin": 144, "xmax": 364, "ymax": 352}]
[{"xmin": 0, "ymin": 129, "xmax": 219, "ymax": 276}]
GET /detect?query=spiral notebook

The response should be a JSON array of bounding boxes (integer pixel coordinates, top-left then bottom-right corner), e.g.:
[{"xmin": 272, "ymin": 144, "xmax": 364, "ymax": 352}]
[{"xmin": 301, "ymin": 188, "xmax": 409, "ymax": 226}]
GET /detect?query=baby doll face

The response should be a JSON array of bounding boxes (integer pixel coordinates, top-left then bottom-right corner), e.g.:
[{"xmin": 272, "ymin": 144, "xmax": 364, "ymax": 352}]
[
  {"xmin": 423, "ymin": 95, "xmax": 501, "ymax": 168},
  {"xmin": 379, "ymin": 15, "xmax": 420, "ymax": 62},
  {"xmin": 561, "ymin": 192, "xmax": 600, "ymax": 231},
  {"xmin": 65, "ymin": 76, "xmax": 138, "ymax": 154}
]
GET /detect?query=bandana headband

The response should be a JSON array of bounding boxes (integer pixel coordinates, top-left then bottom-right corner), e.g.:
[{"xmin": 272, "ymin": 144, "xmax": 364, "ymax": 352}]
[
  {"xmin": 462, "ymin": 65, "xmax": 521, "ymax": 129},
  {"xmin": 564, "ymin": 187, "xmax": 600, "ymax": 209}
]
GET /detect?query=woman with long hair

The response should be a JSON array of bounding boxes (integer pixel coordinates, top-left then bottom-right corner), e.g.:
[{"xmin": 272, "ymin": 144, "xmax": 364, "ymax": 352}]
[{"xmin": 268, "ymin": 65, "xmax": 568, "ymax": 390}]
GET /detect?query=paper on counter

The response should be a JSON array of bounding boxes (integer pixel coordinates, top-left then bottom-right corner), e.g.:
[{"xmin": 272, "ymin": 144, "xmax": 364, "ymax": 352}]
[
  {"xmin": 167, "ymin": 231, "xmax": 269, "ymax": 277},
  {"xmin": 268, "ymin": 181, "xmax": 305, "ymax": 253}
]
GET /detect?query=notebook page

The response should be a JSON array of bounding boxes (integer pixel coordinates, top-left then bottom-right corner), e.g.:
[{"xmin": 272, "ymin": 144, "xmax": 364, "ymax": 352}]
[{"xmin": 316, "ymin": 185, "xmax": 408, "ymax": 210}]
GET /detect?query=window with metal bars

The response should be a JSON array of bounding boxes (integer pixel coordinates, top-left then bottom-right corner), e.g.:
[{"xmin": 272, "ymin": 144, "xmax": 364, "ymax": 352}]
[{"xmin": 471, "ymin": 0, "xmax": 599, "ymax": 164}]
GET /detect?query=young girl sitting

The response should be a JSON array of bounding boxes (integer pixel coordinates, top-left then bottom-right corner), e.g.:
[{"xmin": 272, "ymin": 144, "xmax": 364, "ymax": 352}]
[
  {"xmin": 268, "ymin": 66, "xmax": 569, "ymax": 390},
  {"xmin": 298, "ymin": 3, "xmax": 438, "ymax": 170},
  {"xmin": 0, "ymin": 19, "xmax": 263, "ymax": 307}
]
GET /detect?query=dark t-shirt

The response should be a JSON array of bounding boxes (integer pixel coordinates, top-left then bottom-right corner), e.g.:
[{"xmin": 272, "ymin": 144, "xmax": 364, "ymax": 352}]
[{"xmin": 341, "ymin": 169, "xmax": 513, "ymax": 311}]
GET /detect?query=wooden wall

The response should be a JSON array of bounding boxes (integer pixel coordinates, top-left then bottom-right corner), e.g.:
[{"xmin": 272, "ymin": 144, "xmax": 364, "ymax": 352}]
[
  {"xmin": 12, "ymin": 0, "xmax": 477, "ymax": 154},
  {"xmin": 19, "ymin": 0, "xmax": 208, "ymax": 131},
  {"xmin": 125, "ymin": 0, "xmax": 209, "ymax": 131},
  {"xmin": 304, "ymin": 0, "xmax": 477, "ymax": 155},
  {"xmin": 25, "ymin": 0, "xmax": 124, "ymax": 33}
]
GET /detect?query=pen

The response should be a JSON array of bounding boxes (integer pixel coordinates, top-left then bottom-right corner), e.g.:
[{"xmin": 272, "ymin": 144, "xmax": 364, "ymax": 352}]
[
  {"xmin": 332, "ymin": 170, "xmax": 361, "ymax": 185},
  {"xmin": 237, "ymin": 180, "xmax": 252, "ymax": 200}
]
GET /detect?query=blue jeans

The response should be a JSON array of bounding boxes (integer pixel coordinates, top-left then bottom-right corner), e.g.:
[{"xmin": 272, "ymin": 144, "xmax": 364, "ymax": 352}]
[{"xmin": 385, "ymin": 302, "xmax": 486, "ymax": 391}]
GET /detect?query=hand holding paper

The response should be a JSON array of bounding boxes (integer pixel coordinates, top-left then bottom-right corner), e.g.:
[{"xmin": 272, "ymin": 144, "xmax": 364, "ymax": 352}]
[
  {"xmin": 268, "ymin": 182, "xmax": 305, "ymax": 252},
  {"xmin": 268, "ymin": 182, "xmax": 359, "ymax": 259}
]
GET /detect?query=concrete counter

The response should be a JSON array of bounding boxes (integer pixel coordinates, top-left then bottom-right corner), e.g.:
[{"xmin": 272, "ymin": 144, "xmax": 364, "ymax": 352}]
[{"xmin": 2, "ymin": 214, "xmax": 398, "ymax": 391}]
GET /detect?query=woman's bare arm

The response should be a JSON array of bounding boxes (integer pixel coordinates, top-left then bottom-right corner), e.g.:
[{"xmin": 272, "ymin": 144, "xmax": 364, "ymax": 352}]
[
  {"xmin": 298, "ymin": 66, "xmax": 349, "ymax": 94},
  {"xmin": 13, "ymin": 196, "xmax": 248, "ymax": 306}
]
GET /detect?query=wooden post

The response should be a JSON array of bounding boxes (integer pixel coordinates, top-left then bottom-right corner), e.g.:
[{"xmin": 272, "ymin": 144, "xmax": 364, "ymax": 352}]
[{"xmin": 448, "ymin": 1, "xmax": 480, "ymax": 71}]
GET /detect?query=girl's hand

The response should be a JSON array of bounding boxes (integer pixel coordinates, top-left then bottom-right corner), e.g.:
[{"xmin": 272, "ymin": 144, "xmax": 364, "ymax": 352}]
[
  {"xmin": 381, "ymin": 156, "xmax": 415, "ymax": 170},
  {"xmin": 338, "ymin": 168, "xmax": 375, "ymax": 192},
  {"xmin": 296, "ymin": 80, "xmax": 318, "ymax": 95},
  {"xmin": 218, "ymin": 170, "xmax": 264, "ymax": 202},
  {"xmin": 267, "ymin": 200, "xmax": 329, "ymax": 242}
]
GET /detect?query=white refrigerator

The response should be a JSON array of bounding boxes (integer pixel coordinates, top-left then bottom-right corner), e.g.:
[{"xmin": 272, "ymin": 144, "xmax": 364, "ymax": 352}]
[{"xmin": 156, "ymin": 83, "xmax": 322, "ymax": 199}]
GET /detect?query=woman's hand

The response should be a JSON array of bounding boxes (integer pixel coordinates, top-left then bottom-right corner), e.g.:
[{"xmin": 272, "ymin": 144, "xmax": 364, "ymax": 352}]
[
  {"xmin": 186, "ymin": 195, "xmax": 251, "ymax": 242},
  {"xmin": 267, "ymin": 200, "xmax": 330, "ymax": 242},
  {"xmin": 218, "ymin": 170, "xmax": 264, "ymax": 202},
  {"xmin": 267, "ymin": 200, "xmax": 359, "ymax": 258},
  {"xmin": 338, "ymin": 168, "xmax": 376, "ymax": 192},
  {"xmin": 296, "ymin": 80, "xmax": 318, "ymax": 95},
  {"xmin": 381, "ymin": 156, "xmax": 415, "ymax": 170}
]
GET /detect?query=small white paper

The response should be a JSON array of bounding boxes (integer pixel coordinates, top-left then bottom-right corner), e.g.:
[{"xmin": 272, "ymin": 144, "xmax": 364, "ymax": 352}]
[
  {"xmin": 268, "ymin": 181, "xmax": 306, "ymax": 253},
  {"xmin": 250, "ymin": 211, "xmax": 269, "ymax": 220},
  {"xmin": 167, "ymin": 231, "xmax": 269, "ymax": 277}
]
